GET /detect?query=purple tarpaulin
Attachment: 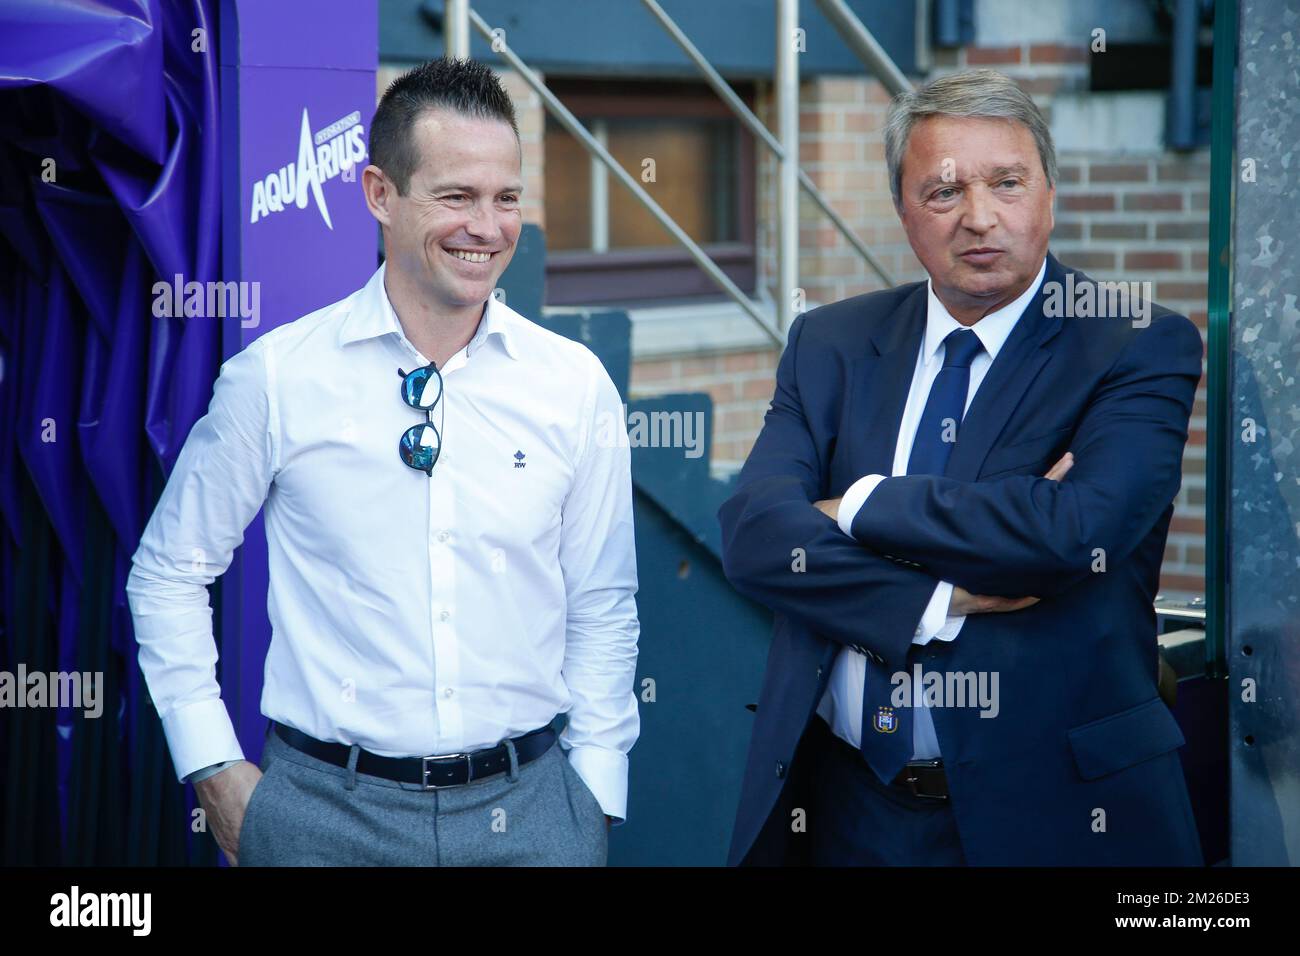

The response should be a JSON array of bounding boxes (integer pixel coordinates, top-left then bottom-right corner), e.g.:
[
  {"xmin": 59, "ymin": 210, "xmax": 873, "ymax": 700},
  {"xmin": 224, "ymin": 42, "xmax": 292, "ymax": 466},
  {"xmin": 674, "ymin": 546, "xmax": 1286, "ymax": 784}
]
[
  {"xmin": 1, "ymin": 0, "xmax": 222, "ymax": 862},
  {"xmin": 0, "ymin": 0, "xmax": 377, "ymax": 863}
]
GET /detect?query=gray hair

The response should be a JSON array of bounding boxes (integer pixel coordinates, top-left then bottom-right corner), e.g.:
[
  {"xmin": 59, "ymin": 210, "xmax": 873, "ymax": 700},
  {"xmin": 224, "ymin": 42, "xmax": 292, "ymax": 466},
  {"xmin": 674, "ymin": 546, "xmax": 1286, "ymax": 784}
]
[{"xmin": 883, "ymin": 69, "xmax": 1057, "ymax": 207}]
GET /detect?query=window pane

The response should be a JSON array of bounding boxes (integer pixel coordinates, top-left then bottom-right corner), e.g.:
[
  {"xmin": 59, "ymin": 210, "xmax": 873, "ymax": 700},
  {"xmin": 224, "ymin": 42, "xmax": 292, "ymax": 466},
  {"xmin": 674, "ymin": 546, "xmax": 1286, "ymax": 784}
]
[
  {"xmin": 543, "ymin": 115, "xmax": 740, "ymax": 252},
  {"xmin": 543, "ymin": 119, "xmax": 592, "ymax": 251}
]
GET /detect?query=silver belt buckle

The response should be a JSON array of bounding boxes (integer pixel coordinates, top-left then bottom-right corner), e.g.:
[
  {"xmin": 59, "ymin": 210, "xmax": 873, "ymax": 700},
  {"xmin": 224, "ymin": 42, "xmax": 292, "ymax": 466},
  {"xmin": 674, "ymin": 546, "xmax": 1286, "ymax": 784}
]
[{"xmin": 421, "ymin": 752, "xmax": 472, "ymax": 790}]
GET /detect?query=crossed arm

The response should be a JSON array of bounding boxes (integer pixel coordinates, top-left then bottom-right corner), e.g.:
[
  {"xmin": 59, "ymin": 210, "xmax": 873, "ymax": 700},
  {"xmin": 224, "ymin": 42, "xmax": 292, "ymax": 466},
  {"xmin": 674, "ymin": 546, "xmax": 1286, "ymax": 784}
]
[
  {"xmin": 720, "ymin": 314, "xmax": 953, "ymax": 668},
  {"xmin": 835, "ymin": 313, "xmax": 1203, "ymax": 598},
  {"xmin": 720, "ymin": 310, "xmax": 1202, "ymax": 645}
]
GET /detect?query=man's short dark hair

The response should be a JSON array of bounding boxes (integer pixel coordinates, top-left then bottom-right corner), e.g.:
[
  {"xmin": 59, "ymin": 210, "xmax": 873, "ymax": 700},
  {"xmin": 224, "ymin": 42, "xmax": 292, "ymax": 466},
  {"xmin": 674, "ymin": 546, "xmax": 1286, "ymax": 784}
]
[{"xmin": 369, "ymin": 57, "xmax": 520, "ymax": 195}]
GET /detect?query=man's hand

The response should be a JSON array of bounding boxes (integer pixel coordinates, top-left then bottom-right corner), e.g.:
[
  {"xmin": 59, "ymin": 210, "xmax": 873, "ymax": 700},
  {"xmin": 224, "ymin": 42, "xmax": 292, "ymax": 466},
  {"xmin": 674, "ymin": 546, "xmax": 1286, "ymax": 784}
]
[
  {"xmin": 820, "ymin": 453, "xmax": 1077, "ymax": 615},
  {"xmin": 193, "ymin": 761, "xmax": 263, "ymax": 866},
  {"xmin": 1044, "ymin": 451, "xmax": 1074, "ymax": 482},
  {"xmin": 813, "ymin": 497, "xmax": 842, "ymax": 521},
  {"xmin": 948, "ymin": 587, "xmax": 1040, "ymax": 614},
  {"xmin": 949, "ymin": 451, "xmax": 1075, "ymax": 614}
]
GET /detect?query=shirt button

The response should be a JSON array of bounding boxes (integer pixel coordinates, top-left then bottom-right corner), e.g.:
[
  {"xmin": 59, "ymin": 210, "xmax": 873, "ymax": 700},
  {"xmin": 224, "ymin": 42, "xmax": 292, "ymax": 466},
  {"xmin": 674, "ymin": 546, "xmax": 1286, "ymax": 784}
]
[
  {"xmin": 443, "ymin": 688, "xmax": 454, "ymax": 698},
  {"xmin": 440, "ymin": 609, "xmax": 451, "ymax": 622},
  {"xmin": 437, "ymin": 530, "xmax": 450, "ymax": 543}
]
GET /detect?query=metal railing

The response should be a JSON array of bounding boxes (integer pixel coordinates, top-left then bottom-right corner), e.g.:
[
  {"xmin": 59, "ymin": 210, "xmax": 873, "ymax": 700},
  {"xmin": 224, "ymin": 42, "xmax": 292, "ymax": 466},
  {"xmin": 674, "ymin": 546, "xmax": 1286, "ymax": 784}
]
[{"xmin": 445, "ymin": 0, "xmax": 913, "ymax": 340}]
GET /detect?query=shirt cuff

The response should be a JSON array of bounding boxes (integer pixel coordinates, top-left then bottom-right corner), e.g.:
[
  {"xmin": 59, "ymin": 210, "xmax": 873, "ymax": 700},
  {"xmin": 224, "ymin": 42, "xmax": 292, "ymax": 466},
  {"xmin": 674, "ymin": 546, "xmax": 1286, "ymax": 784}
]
[
  {"xmin": 836, "ymin": 474, "xmax": 887, "ymax": 537},
  {"xmin": 185, "ymin": 759, "xmax": 242, "ymax": 784},
  {"xmin": 563, "ymin": 743, "xmax": 628, "ymax": 825},
  {"xmin": 160, "ymin": 698, "xmax": 246, "ymax": 783},
  {"xmin": 912, "ymin": 581, "xmax": 967, "ymax": 645}
]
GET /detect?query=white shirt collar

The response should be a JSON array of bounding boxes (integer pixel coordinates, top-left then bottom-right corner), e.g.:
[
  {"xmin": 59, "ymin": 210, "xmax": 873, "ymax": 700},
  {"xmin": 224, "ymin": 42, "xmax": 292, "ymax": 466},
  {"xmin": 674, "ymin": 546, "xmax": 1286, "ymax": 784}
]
[
  {"xmin": 922, "ymin": 256, "xmax": 1047, "ymax": 364},
  {"xmin": 338, "ymin": 262, "xmax": 519, "ymax": 361}
]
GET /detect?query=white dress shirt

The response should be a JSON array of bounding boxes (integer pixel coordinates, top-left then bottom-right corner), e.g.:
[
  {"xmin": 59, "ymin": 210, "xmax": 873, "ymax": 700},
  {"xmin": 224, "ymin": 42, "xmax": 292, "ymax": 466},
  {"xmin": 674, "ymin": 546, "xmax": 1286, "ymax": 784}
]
[
  {"xmin": 816, "ymin": 257, "xmax": 1047, "ymax": 758},
  {"xmin": 126, "ymin": 263, "xmax": 640, "ymax": 820}
]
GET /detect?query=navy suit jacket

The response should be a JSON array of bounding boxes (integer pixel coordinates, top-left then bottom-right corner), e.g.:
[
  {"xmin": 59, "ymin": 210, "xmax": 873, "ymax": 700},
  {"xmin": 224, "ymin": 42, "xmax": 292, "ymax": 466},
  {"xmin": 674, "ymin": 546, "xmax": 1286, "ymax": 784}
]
[{"xmin": 719, "ymin": 253, "xmax": 1205, "ymax": 866}]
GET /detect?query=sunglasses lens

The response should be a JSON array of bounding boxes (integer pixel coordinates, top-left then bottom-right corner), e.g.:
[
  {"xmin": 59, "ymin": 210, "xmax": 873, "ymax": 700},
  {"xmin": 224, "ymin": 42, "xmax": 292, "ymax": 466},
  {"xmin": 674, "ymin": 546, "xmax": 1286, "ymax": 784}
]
[
  {"xmin": 399, "ymin": 421, "xmax": 441, "ymax": 472},
  {"xmin": 402, "ymin": 366, "xmax": 442, "ymax": 409}
]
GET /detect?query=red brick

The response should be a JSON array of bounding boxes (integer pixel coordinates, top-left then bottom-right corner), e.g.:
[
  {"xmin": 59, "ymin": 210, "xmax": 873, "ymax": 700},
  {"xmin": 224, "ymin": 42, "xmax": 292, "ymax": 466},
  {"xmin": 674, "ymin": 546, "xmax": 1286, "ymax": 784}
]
[
  {"xmin": 1170, "ymin": 515, "xmax": 1207, "ymax": 535},
  {"xmin": 1014, "ymin": 76, "xmax": 1063, "ymax": 97},
  {"xmin": 843, "ymin": 112, "xmax": 883, "ymax": 134},
  {"xmin": 1089, "ymin": 163, "xmax": 1150, "ymax": 183},
  {"xmin": 705, "ymin": 381, "xmax": 739, "ymax": 405},
  {"xmin": 799, "ymin": 110, "xmax": 832, "ymax": 134},
  {"xmin": 1060, "ymin": 251, "xmax": 1116, "ymax": 271},
  {"xmin": 1061, "ymin": 193, "xmax": 1116, "ymax": 211},
  {"xmin": 966, "ymin": 46, "xmax": 1022, "ymax": 65},
  {"xmin": 1029, "ymin": 43, "xmax": 1090, "ymax": 64},
  {"xmin": 680, "ymin": 356, "xmax": 721, "ymax": 378},
  {"xmin": 1124, "ymin": 251, "xmax": 1183, "ymax": 270},
  {"xmin": 741, "ymin": 376, "xmax": 777, "ymax": 401},
  {"xmin": 1159, "ymin": 572, "xmax": 1206, "ymax": 594},
  {"xmin": 722, "ymin": 352, "xmax": 760, "ymax": 373},
  {"xmin": 1155, "ymin": 221, "xmax": 1209, "ymax": 240},
  {"xmin": 1123, "ymin": 192, "xmax": 1183, "ymax": 211},
  {"xmin": 631, "ymin": 359, "xmax": 677, "ymax": 385}
]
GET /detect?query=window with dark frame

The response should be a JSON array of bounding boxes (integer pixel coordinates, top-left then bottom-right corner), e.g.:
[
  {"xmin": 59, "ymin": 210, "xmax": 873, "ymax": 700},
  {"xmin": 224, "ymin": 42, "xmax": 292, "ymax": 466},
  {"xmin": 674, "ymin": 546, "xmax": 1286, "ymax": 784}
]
[{"xmin": 542, "ymin": 80, "xmax": 757, "ymax": 306}]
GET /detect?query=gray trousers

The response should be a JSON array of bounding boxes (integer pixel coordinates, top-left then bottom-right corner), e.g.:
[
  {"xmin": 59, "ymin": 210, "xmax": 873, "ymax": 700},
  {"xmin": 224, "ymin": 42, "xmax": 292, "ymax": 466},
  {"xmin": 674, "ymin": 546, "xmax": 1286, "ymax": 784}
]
[{"xmin": 237, "ymin": 725, "xmax": 608, "ymax": 866}]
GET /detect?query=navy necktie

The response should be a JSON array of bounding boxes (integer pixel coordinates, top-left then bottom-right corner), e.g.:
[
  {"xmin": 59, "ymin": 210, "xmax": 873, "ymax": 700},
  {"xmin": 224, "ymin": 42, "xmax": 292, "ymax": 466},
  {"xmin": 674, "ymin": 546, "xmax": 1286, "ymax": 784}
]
[{"xmin": 859, "ymin": 327, "xmax": 984, "ymax": 784}]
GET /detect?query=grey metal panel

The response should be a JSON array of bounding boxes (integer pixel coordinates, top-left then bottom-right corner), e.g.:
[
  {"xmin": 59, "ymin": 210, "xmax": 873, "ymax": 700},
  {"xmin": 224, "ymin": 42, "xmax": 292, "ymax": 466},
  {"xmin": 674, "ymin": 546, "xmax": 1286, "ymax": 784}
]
[
  {"xmin": 1228, "ymin": 0, "xmax": 1300, "ymax": 867},
  {"xmin": 611, "ymin": 488, "xmax": 772, "ymax": 865}
]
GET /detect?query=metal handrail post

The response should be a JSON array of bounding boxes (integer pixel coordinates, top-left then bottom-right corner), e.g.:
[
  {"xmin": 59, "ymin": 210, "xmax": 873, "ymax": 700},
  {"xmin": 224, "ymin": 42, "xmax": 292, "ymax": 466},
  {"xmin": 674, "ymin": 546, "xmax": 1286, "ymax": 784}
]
[
  {"xmin": 775, "ymin": 0, "xmax": 799, "ymax": 332},
  {"xmin": 444, "ymin": 0, "xmax": 470, "ymax": 59},
  {"xmin": 638, "ymin": 0, "xmax": 893, "ymax": 287},
  {"xmin": 467, "ymin": 7, "xmax": 783, "ymax": 346}
]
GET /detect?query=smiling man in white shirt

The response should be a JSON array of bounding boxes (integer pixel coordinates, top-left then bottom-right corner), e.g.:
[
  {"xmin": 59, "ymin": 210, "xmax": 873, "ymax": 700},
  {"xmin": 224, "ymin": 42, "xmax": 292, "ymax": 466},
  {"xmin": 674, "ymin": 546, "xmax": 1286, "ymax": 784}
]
[{"xmin": 126, "ymin": 57, "xmax": 640, "ymax": 866}]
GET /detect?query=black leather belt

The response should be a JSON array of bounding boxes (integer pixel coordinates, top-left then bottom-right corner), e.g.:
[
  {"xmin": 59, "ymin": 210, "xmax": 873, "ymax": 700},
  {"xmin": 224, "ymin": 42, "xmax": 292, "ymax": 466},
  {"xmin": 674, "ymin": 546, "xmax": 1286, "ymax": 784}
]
[
  {"xmin": 272, "ymin": 721, "xmax": 557, "ymax": 789},
  {"xmin": 890, "ymin": 759, "xmax": 950, "ymax": 801}
]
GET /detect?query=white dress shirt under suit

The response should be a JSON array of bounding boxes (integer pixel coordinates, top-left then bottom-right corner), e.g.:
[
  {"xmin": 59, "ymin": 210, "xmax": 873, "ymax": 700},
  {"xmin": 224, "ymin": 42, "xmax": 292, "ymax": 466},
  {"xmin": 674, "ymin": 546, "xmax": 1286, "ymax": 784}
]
[
  {"xmin": 126, "ymin": 263, "xmax": 641, "ymax": 821},
  {"xmin": 815, "ymin": 257, "xmax": 1048, "ymax": 760}
]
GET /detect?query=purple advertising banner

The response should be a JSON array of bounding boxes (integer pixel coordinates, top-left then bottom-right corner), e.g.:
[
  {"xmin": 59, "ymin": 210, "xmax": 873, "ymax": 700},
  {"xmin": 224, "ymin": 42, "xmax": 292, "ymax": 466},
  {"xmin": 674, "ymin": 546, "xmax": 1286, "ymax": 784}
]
[{"xmin": 218, "ymin": 0, "xmax": 378, "ymax": 762}]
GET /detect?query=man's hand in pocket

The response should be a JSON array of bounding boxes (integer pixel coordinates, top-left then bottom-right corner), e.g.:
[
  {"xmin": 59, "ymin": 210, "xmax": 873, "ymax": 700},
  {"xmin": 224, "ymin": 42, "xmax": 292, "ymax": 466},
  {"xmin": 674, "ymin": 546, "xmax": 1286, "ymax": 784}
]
[{"xmin": 194, "ymin": 761, "xmax": 263, "ymax": 866}]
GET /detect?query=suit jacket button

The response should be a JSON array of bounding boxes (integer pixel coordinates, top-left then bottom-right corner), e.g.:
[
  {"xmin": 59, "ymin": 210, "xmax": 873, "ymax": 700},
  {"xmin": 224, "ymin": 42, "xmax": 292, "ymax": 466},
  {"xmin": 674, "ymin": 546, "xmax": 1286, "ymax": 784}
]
[
  {"xmin": 816, "ymin": 666, "xmax": 823, "ymax": 678},
  {"xmin": 775, "ymin": 761, "xmax": 786, "ymax": 779}
]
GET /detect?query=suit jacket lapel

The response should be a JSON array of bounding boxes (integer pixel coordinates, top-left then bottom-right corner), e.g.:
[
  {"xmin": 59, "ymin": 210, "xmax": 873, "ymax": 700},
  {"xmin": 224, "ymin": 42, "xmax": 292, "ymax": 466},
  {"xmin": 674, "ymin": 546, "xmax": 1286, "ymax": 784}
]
[
  {"xmin": 847, "ymin": 284, "xmax": 927, "ymax": 478},
  {"xmin": 945, "ymin": 252, "xmax": 1069, "ymax": 481}
]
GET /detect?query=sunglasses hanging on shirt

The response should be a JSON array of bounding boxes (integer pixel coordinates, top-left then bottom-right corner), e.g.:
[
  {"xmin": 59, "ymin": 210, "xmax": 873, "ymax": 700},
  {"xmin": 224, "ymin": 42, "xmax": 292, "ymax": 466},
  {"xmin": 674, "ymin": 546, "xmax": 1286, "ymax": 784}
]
[{"xmin": 397, "ymin": 362, "xmax": 444, "ymax": 476}]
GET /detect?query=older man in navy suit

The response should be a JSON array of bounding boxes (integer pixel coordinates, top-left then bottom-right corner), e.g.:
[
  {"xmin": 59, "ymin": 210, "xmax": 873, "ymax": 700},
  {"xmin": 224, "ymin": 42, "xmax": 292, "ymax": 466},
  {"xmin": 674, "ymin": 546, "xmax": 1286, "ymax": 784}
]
[{"xmin": 719, "ymin": 69, "xmax": 1203, "ymax": 866}]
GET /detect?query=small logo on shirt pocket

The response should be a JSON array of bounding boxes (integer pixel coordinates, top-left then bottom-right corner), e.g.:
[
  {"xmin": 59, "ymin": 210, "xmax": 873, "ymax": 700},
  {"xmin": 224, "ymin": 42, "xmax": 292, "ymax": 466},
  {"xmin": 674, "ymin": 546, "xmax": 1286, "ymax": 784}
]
[{"xmin": 513, "ymin": 450, "xmax": 526, "ymax": 469}]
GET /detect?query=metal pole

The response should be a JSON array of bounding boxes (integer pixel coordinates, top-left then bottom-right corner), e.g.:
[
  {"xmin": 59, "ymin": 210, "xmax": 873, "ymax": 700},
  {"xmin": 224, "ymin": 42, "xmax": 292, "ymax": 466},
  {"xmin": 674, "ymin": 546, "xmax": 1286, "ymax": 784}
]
[
  {"xmin": 813, "ymin": 0, "xmax": 913, "ymax": 96},
  {"xmin": 467, "ymin": 8, "xmax": 782, "ymax": 346},
  {"xmin": 639, "ymin": 0, "xmax": 893, "ymax": 286},
  {"xmin": 775, "ymin": 0, "xmax": 799, "ymax": 332},
  {"xmin": 444, "ymin": 0, "xmax": 470, "ymax": 59}
]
